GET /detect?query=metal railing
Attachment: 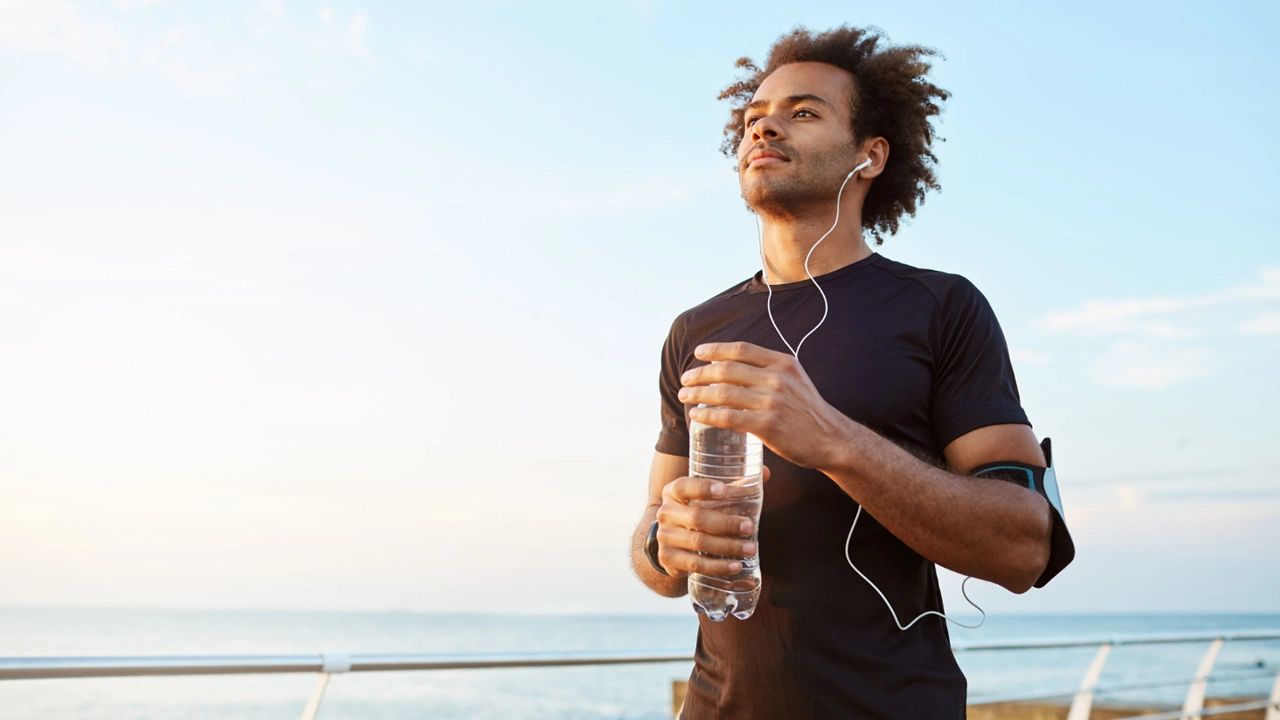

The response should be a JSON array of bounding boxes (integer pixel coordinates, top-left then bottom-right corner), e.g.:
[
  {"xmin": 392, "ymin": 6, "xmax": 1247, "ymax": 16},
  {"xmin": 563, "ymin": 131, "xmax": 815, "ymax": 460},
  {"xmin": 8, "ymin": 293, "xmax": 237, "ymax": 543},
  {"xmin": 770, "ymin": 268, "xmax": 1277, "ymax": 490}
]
[
  {"xmin": 2, "ymin": 630, "xmax": 1279, "ymax": 720},
  {"xmin": 958, "ymin": 630, "xmax": 1280, "ymax": 720}
]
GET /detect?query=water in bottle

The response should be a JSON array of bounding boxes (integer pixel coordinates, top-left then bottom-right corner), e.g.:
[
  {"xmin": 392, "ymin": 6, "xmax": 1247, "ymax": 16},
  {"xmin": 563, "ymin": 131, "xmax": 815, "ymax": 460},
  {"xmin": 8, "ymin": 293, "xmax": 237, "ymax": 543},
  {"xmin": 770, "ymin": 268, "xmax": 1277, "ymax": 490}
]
[{"xmin": 688, "ymin": 409, "xmax": 763, "ymax": 621}]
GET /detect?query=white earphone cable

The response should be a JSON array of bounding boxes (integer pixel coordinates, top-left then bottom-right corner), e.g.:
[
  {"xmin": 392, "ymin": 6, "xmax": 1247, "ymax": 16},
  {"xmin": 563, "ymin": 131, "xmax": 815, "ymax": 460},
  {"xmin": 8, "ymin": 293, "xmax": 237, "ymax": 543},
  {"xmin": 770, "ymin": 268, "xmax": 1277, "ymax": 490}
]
[{"xmin": 755, "ymin": 157, "xmax": 985, "ymax": 631}]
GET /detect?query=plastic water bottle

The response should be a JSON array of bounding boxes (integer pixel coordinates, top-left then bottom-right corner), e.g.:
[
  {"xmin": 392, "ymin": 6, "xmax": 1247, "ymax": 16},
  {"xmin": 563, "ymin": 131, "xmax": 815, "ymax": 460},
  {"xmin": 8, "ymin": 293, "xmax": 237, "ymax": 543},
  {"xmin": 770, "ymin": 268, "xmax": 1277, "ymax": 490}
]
[{"xmin": 687, "ymin": 408, "xmax": 763, "ymax": 621}]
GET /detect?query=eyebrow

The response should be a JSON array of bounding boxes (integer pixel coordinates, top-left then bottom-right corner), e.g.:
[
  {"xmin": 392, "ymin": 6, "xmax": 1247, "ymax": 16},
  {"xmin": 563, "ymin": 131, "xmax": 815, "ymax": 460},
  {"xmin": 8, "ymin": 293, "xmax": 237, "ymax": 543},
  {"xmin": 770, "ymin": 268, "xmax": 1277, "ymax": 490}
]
[{"xmin": 744, "ymin": 93, "xmax": 836, "ymax": 113}]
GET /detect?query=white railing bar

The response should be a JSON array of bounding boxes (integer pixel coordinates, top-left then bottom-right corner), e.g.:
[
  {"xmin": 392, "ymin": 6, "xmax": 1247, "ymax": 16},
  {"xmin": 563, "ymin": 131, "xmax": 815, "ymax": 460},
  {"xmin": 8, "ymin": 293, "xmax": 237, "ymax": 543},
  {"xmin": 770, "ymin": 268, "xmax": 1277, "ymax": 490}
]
[
  {"xmin": 0, "ymin": 655, "xmax": 324, "ymax": 680},
  {"xmin": 299, "ymin": 673, "xmax": 330, "ymax": 720},
  {"xmin": 1067, "ymin": 642, "xmax": 1112, "ymax": 720},
  {"xmin": 1183, "ymin": 638, "xmax": 1225, "ymax": 720},
  {"xmin": 349, "ymin": 650, "xmax": 695, "ymax": 672},
  {"xmin": 952, "ymin": 629, "xmax": 1280, "ymax": 653},
  {"xmin": 0, "ymin": 651, "xmax": 696, "ymax": 681},
  {"xmin": 1111, "ymin": 698, "xmax": 1278, "ymax": 720},
  {"xmin": 1266, "ymin": 669, "xmax": 1280, "ymax": 720},
  {"xmin": 927, "ymin": 669, "xmax": 1280, "ymax": 708},
  {"xmin": 1109, "ymin": 669, "xmax": 1276, "ymax": 693},
  {"xmin": 1, "ymin": 628, "xmax": 1277, "ymax": 681}
]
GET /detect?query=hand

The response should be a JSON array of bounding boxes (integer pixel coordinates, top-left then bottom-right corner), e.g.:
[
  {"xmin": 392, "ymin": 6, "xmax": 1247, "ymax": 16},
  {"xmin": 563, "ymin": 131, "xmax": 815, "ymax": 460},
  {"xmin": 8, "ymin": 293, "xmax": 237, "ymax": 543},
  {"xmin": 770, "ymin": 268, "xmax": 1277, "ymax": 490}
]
[
  {"xmin": 677, "ymin": 341, "xmax": 847, "ymax": 470},
  {"xmin": 655, "ymin": 466, "xmax": 769, "ymax": 578}
]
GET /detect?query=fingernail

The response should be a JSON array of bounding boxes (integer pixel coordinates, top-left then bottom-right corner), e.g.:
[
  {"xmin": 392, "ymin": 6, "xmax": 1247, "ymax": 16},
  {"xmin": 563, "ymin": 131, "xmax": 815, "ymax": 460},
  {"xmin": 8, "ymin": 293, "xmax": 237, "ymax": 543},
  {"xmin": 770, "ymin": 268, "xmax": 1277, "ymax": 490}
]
[
  {"xmin": 710, "ymin": 483, "xmax": 725, "ymax": 497},
  {"xmin": 729, "ymin": 561, "xmax": 742, "ymax": 573},
  {"xmin": 740, "ymin": 520, "xmax": 752, "ymax": 534},
  {"xmin": 743, "ymin": 542, "xmax": 757, "ymax": 556}
]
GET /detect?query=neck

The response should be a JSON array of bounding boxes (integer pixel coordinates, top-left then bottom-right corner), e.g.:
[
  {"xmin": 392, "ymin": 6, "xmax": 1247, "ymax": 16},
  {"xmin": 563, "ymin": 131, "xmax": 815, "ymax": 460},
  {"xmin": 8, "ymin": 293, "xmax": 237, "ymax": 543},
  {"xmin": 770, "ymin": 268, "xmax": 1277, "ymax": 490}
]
[{"xmin": 757, "ymin": 192, "xmax": 873, "ymax": 284}]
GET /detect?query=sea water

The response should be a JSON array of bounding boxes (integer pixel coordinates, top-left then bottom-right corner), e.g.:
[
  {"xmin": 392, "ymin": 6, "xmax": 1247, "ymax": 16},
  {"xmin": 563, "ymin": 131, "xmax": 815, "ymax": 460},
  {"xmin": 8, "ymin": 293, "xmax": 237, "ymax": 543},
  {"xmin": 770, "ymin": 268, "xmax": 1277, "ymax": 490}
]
[{"xmin": 1, "ymin": 609, "xmax": 1278, "ymax": 719}]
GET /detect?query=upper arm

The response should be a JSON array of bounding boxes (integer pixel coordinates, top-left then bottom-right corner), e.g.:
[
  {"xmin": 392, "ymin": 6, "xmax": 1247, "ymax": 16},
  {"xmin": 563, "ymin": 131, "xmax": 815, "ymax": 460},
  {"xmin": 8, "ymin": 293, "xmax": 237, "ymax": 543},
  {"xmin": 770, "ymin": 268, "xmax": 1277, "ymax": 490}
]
[
  {"xmin": 930, "ymin": 278, "xmax": 1030, "ymax": 450},
  {"xmin": 647, "ymin": 452, "xmax": 687, "ymax": 508},
  {"xmin": 943, "ymin": 423, "xmax": 1045, "ymax": 475}
]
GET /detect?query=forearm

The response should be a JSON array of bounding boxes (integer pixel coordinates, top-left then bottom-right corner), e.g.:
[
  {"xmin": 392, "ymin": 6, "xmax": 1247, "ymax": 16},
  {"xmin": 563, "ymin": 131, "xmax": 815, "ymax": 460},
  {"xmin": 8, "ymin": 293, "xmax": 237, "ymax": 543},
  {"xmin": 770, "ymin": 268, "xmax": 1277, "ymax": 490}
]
[
  {"xmin": 820, "ymin": 416, "xmax": 1051, "ymax": 593},
  {"xmin": 630, "ymin": 505, "xmax": 688, "ymax": 598}
]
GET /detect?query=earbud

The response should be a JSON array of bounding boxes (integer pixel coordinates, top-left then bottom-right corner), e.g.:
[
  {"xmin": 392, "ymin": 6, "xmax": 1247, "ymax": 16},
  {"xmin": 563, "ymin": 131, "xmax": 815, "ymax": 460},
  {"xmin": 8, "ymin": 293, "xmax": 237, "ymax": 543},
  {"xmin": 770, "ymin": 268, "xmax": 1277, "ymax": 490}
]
[{"xmin": 846, "ymin": 158, "xmax": 873, "ymax": 178}]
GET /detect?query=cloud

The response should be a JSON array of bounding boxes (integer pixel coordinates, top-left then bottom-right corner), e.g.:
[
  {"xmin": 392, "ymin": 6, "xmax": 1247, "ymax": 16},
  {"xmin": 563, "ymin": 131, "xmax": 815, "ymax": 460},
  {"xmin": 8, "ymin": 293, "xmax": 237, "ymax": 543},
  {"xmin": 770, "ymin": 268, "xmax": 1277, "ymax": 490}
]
[
  {"xmin": 315, "ymin": 6, "xmax": 369, "ymax": 61},
  {"xmin": 0, "ymin": 0, "xmax": 120, "ymax": 69},
  {"xmin": 1, "ymin": 0, "xmax": 375, "ymax": 94},
  {"xmin": 1090, "ymin": 339, "xmax": 1216, "ymax": 390},
  {"xmin": 250, "ymin": 2, "xmax": 373, "ymax": 65},
  {"xmin": 1036, "ymin": 266, "xmax": 1280, "ymax": 338},
  {"xmin": 1239, "ymin": 309, "xmax": 1280, "ymax": 336},
  {"xmin": 113, "ymin": 0, "xmax": 175, "ymax": 9},
  {"xmin": 1035, "ymin": 267, "xmax": 1278, "ymax": 390}
]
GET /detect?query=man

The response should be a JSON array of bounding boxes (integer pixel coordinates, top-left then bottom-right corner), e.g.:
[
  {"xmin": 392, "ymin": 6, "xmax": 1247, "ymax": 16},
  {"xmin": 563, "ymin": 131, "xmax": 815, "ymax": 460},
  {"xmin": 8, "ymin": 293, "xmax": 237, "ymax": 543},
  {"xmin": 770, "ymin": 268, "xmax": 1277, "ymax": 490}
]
[{"xmin": 629, "ymin": 26, "xmax": 1073, "ymax": 719}]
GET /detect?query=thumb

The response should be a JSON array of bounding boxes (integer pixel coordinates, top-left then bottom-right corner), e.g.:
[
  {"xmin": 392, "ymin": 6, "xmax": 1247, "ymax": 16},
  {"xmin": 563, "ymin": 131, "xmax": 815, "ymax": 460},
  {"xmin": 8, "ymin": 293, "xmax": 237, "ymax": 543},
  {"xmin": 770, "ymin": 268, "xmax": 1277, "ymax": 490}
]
[{"xmin": 761, "ymin": 465, "xmax": 771, "ymax": 483}]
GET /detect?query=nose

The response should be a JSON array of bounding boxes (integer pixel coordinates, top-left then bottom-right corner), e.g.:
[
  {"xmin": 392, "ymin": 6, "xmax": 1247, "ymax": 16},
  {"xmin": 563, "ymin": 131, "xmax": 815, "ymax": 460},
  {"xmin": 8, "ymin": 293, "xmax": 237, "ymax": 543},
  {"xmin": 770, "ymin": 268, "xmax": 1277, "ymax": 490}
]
[{"xmin": 749, "ymin": 111, "xmax": 784, "ymax": 143}]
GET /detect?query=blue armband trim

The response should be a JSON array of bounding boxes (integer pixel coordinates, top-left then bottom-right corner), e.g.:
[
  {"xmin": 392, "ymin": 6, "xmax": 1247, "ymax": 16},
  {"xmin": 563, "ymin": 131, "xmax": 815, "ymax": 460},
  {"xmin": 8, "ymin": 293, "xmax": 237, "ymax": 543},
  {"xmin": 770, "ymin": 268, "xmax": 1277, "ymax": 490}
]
[{"xmin": 971, "ymin": 438, "xmax": 1075, "ymax": 588}]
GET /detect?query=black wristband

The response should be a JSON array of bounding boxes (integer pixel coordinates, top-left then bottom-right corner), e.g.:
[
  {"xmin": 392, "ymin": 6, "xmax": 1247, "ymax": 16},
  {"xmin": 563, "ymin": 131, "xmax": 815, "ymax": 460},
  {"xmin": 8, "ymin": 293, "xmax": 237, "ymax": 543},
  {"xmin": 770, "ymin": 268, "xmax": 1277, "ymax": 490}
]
[{"xmin": 645, "ymin": 520, "xmax": 669, "ymax": 576}]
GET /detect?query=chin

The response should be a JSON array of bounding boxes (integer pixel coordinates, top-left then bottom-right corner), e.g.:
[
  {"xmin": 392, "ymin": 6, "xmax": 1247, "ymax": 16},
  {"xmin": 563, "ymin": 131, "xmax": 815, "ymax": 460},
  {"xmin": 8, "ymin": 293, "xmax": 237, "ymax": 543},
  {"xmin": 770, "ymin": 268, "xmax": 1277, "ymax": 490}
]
[{"xmin": 742, "ymin": 178, "xmax": 802, "ymax": 215}]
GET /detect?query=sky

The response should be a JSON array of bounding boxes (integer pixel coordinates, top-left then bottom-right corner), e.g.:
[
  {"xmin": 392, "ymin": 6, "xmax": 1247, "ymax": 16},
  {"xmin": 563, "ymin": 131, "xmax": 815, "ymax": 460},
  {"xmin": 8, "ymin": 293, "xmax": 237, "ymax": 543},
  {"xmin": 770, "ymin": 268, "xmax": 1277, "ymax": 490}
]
[{"xmin": 0, "ymin": 0, "xmax": 1277, "ymax": 617}]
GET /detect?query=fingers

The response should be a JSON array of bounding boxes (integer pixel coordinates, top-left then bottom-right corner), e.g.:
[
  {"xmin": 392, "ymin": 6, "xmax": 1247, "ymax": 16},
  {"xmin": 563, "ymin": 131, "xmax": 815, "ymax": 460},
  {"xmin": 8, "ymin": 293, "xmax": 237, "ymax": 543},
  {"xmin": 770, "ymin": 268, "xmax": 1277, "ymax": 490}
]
[
  {"xmin": 657, "ymin": 546, "xmax": 750, "ymax": 578},
  {"xmin": 687, "ymin": 404, "xmax": 758, "ymax": 434},
  {"xmin": 656, "ymin": 474, "xmax": 762, "ymax": 576},
  {"xmin": 660, "ymin": 477, "xmax": 756, "ymax": 536},
  {"xmin": 694, "ymin": 341, "xmax": 794, "ymax": 368},
  {"xmin": 658, "ymin": 526, "xmax": 757, "ymax": 562},
  {"xmin": 677, "ymin": 382, "xmax": 767, "ymax": 410},
  {"xmin": 680, "ymin": 359, "xmax": 773, "ymax": 390},
  {"xmin": 658, "ymin": 496, "xmax": 756, "ymax": 539},
  {"xmin": 662, "ymin": 474, "xmax": 727, "ymax": 504}
]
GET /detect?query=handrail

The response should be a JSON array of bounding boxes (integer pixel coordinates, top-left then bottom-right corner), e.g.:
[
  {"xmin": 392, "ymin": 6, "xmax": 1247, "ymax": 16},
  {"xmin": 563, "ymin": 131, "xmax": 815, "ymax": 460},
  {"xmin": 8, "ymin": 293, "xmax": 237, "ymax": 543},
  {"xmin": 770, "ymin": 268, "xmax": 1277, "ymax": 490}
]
[
  {"xmin": 952, "ymin": 629, "xmax": 1280, "ymax": 652},
  {"xmin": 2, "ymin": 629, "xmax": 1278, "ymax": 681},
  {"xmin": 3, "ymin": 629, "xmax": 1277, "ymax": 720},
  {"xmin": 0, "ymin": 650, "xmax": 696, "ymax": 680},
  {"xmin": 968, "ymin": 668, "xmax": 1278, "ymax": 707}
]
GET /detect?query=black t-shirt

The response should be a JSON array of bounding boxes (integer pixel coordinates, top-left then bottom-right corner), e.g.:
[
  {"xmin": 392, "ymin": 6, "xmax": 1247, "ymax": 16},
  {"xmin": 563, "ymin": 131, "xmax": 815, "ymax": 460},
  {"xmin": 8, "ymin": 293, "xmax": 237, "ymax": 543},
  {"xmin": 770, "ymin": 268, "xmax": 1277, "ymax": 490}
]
[{"xmin": 656, "ymin": 253, "xmax": 1030, "ymax": 719}]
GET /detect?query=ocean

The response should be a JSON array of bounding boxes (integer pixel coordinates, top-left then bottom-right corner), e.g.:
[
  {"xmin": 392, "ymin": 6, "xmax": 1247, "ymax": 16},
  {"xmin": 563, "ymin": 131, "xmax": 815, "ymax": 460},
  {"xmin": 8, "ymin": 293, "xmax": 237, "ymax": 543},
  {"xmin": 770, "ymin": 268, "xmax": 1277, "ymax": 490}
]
[{"xmin": 1, "ymin": 609, "xmax": 1278, "ymax": 719}]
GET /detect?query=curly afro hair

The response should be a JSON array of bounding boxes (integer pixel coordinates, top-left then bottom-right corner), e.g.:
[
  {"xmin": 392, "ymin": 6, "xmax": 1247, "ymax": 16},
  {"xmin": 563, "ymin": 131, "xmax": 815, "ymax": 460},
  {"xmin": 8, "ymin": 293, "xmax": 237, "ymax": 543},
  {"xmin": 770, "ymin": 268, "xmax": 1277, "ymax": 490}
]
[{"xmin": 719, "ymin": 26, "xmax": 949, "ymax": 244}]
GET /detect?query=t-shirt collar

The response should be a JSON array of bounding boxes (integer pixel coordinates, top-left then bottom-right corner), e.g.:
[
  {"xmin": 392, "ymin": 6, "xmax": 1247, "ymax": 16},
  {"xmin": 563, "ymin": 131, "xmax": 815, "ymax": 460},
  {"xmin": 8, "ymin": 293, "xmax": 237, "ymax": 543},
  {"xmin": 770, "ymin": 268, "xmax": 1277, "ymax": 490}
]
[{"xmin": 749, "ymin": 252, "xmax": 881, "ymax": 293}]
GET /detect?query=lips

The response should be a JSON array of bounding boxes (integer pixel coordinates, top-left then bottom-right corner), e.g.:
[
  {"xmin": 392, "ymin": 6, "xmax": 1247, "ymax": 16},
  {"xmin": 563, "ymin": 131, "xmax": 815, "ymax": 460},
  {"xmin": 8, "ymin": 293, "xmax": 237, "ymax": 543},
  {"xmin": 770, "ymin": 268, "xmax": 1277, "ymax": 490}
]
[{"xmin": 746, "ymin": 146, "xmax": 789, "ymax": 169}]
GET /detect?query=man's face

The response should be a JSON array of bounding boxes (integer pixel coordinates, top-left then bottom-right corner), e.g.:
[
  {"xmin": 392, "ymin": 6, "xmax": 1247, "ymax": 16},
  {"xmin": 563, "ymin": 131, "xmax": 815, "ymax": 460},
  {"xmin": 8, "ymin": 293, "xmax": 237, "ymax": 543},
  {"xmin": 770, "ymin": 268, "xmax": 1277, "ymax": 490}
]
[{"xmin": 737, "ymin": 62, "xmax": 860, "ymax": 215}]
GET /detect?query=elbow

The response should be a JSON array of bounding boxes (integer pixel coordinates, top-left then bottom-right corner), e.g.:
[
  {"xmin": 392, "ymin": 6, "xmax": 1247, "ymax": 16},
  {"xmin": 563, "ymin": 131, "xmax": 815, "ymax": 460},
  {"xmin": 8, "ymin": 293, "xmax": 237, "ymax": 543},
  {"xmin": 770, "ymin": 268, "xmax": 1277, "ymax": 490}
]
[
  {"xmin": 998, "ymin": 540, "xmax": 1049, "ymax": 591},
  {"xmin": 999, "ymin": 509, "xmax": 1053, "ymax": 595}
]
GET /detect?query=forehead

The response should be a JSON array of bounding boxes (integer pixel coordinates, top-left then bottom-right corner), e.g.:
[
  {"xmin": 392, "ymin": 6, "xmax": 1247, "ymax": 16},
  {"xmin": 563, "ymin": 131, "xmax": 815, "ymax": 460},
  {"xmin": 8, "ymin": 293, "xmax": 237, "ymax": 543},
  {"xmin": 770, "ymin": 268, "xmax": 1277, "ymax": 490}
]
[{"xmin": 751, "ymin": 62, "xmax": 855, "ymax": 111}]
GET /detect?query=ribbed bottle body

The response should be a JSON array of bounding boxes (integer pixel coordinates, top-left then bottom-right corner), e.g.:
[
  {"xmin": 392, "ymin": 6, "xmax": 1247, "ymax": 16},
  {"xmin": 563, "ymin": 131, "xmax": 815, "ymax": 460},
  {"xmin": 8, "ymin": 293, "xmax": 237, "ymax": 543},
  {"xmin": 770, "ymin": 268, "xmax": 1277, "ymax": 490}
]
[{"xmin": 687, "ymin": 413, "xmax": 763, "ymax": 621}]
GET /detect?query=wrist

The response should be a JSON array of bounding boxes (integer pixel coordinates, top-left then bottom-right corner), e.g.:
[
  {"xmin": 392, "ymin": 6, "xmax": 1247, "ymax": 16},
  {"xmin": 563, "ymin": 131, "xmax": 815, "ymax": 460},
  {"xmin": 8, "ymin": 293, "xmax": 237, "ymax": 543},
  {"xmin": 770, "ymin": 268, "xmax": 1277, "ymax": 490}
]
[{"xmin": 815, "ymin": 412, "xmax": 870, "ymax": 478}]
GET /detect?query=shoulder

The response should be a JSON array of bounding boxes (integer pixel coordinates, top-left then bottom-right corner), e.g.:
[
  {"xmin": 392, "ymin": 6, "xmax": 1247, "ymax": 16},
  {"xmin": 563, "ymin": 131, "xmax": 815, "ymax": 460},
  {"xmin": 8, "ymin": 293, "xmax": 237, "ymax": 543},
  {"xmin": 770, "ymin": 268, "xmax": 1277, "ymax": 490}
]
[
  {"xmin": 667, "ymin": 276, "xmax": 757, "ymax": 337},
  {"xmin": 867, "ymin": 256, "xmax": 986, "ymax": 309}
]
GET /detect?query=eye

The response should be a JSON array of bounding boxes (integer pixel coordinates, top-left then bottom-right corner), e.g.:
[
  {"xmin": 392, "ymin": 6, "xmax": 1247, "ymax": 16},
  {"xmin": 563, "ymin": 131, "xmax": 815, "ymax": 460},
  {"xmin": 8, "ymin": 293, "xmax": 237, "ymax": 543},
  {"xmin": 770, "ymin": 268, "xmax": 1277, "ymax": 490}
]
[
  {"xmin": 795, "ymin": 109, "xmax": 817, "ymax": 118},
  {"xmin": 744, "ymin": 115, "xmax": 761, "ymax": 128}
]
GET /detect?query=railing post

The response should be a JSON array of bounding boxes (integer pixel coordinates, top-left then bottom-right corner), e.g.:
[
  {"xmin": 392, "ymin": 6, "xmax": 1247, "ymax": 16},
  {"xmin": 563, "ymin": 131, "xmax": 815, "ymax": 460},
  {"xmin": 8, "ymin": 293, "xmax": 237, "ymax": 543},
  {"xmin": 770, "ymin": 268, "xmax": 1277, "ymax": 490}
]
[
  {"xmin": 1066, "ymin": 642, "xmax": 1112, "ymax": 720},
  {"xmin": 1181, "ymin": 638, "xmax": 1223, "ymax": 720},
  {"xmin": 1265, "ymin": 667, "xmax": 1280, "ymax": 720},
  {"xmin": 299, "ymin": 653, "xmax": 352, "ymax": 720},
  {"xmin": 300, "ymin": 673, "xmax": 330, "ymax": 720}
]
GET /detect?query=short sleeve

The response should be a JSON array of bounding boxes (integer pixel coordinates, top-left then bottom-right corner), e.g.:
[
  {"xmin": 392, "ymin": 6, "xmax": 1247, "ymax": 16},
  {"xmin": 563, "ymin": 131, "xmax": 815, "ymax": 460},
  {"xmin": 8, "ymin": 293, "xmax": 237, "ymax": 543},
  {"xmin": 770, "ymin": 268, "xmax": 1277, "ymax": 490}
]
[
  {"xmin": 930, "ymin": 278, "xmax": 1030, "ymax": 449},
  {"xmin": 655, "ymin": 316, "xmax": 691, "ymax": 456}
]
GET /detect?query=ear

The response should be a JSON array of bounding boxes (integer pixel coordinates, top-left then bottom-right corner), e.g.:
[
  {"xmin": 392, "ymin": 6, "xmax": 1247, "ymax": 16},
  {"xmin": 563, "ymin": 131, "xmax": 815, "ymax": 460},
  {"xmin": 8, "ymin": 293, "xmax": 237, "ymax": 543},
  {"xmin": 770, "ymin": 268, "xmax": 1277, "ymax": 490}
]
[{"xmin": 857, "ymin": 137, "xmax": 890, "ymax": 180}]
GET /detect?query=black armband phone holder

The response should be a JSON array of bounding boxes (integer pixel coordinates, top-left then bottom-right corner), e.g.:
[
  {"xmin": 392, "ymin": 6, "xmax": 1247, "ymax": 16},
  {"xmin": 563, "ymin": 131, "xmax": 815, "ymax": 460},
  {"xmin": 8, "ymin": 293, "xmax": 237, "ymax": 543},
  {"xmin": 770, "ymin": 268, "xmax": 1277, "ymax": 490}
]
[{"xmin": 971, "ymin": 438, "xmax": 1075, "ymax": 588}]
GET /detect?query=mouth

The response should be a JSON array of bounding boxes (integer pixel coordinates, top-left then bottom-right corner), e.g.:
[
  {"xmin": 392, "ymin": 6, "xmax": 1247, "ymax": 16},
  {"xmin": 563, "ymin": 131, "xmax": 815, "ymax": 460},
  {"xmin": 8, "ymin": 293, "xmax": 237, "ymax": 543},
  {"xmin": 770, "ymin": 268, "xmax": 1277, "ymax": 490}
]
[{"xmin": 744, "ymin": 146, "xmax": 790, "ymax": 170}]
